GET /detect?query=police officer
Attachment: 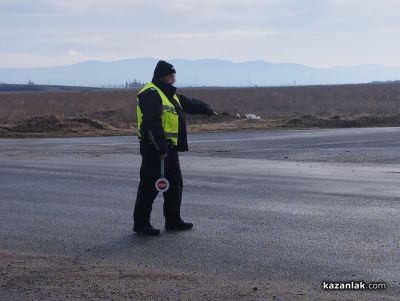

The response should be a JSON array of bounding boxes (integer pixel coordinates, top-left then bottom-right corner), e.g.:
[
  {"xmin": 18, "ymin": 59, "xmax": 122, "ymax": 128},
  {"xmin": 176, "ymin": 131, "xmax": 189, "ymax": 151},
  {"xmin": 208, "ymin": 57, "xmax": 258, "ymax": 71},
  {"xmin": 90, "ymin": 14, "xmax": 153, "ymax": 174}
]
[{"xmin": 133, "ymin": 60, "xmax": 217, "ymax": 235}]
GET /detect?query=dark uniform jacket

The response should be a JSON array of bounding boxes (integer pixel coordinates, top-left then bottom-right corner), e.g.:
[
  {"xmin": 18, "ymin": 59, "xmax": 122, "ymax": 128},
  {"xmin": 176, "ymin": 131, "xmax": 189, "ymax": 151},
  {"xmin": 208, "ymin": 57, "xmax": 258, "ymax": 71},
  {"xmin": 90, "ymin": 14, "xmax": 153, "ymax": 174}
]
[{"xmin": 138, "ymin": 78, "xmax": 213, "ymax": 155}]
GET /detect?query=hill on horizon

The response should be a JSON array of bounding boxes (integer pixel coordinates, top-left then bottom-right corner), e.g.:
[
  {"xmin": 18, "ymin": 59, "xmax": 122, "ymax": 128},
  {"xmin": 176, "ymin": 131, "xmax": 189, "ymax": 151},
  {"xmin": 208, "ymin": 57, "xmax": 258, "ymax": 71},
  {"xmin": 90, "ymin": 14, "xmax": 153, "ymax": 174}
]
[{"xmin": 1, "ymin": 58, "xmax": 400, "ymax": 87}]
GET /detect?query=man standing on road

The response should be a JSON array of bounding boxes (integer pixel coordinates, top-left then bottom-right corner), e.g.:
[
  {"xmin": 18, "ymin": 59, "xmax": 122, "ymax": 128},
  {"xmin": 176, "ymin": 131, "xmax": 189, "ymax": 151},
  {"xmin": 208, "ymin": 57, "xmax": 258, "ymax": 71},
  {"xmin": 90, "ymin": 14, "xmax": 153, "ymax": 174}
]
[{"xmin": 133, "ymin": 60, "xmax": 217, "ymax": 235}]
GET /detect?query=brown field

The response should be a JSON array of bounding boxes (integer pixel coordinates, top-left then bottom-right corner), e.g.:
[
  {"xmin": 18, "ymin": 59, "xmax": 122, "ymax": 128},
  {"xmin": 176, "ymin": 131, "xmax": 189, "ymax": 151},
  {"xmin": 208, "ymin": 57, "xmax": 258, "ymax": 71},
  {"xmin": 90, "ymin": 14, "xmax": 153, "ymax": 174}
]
[{"xmin": 0, "ymin": 82, "xmax": 400, "ymax": 137}]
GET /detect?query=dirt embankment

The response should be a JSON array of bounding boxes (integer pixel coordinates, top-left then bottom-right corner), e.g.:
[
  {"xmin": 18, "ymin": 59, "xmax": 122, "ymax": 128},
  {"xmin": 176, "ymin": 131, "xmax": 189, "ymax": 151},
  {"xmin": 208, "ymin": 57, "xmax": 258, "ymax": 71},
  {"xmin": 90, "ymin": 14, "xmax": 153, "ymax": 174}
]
[
  {"xmin": 0, "ymin": 115, "xmax": 132, "ymax": 138},
  {"xmin": 1, "ymin": 113, "xmax": 400, "ymax": 138},
  {"xmin": 186, "ymin": 113, "xmax": 400, "ymax": 133}
]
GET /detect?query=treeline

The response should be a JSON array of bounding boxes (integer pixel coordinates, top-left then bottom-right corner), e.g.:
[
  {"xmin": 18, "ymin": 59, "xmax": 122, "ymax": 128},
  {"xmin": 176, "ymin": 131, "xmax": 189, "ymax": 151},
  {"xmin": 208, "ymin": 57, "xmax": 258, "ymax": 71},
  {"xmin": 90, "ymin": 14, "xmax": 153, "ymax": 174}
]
[{"xmin": 125, "ymin": 79, "xmax": 143, "ymax": 88}]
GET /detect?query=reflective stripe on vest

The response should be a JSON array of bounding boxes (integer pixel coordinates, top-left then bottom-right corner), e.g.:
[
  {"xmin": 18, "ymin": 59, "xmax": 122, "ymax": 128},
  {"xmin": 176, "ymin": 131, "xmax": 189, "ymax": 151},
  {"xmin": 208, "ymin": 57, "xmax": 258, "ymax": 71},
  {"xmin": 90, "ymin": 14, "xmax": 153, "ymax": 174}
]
[{"xmin": 136, "ymin": 82, "xmax": 182, "ymax": 146}]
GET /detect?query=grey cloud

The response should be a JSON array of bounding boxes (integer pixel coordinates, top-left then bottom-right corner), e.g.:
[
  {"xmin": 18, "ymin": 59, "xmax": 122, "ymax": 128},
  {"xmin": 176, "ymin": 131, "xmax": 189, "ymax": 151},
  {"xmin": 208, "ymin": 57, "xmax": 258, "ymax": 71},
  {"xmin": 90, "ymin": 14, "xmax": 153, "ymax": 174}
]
[{"xmin": 1, "ymin": 0, "xmax": 400, "ymax": 68}]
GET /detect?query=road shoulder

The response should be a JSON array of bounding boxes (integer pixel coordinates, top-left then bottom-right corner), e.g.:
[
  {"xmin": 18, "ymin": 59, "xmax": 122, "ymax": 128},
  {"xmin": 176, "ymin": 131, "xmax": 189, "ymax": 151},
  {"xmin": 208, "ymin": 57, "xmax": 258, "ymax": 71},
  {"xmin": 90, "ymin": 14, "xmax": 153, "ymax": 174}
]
[{"xmin": 0, "ymin": 250, "xmax": 394, "ymax": 301}]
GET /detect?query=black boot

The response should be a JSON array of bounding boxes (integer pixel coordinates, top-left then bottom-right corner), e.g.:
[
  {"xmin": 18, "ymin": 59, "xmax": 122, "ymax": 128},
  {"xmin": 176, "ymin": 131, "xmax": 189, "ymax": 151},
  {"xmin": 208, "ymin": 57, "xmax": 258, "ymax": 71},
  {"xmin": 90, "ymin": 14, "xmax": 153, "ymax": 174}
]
[
  {"xmin": 165, "ymin": 220, "xmax": 193, "ymax": 231},
  {"xmin": 133, "ymin": 223, "xmax": 160, "ymax": 236}
]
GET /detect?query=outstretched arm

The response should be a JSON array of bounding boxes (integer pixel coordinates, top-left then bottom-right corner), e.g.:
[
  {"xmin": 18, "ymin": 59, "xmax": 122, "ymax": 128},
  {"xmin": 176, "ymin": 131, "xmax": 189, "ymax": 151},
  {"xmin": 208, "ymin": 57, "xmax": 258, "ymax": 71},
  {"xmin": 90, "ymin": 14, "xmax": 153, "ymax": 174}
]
[{"xmin": 177, "ymin": 94, "xmax": 216, "ymax": 116}]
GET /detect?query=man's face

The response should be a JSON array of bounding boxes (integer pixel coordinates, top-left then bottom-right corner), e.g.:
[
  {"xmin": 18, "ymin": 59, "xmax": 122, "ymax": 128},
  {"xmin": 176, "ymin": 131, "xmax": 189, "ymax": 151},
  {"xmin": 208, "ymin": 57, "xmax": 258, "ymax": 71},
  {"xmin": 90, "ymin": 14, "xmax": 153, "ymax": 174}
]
[{"xmin": 161, "ymin": 74, "xmax": 176, "ymax": 85}]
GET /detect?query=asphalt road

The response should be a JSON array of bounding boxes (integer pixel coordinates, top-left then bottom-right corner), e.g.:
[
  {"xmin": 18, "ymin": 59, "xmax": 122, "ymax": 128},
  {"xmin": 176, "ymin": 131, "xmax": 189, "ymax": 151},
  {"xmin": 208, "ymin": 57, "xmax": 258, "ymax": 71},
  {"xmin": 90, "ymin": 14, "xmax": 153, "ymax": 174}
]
[{"xmin": 1, "ymin": 127, "xmax": 400, "ymax": 296}]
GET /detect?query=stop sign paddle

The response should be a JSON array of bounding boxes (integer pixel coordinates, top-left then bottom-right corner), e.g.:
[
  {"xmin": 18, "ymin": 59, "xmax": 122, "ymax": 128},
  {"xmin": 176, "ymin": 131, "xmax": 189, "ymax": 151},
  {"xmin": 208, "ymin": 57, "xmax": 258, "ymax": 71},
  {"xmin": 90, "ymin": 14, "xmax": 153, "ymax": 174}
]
[{"xmin": 155, "ymin": 158, "xmax": 169, "ymax": 192}]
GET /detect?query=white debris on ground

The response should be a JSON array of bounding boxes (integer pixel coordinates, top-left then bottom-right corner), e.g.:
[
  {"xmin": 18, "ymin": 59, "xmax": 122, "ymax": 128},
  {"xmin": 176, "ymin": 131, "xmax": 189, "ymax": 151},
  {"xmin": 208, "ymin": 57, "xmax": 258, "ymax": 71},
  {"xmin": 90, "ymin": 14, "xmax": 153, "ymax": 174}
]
[
  {"xmin": 236, "ymin": 113, "xmax": 241, "ymax": 118},
  {"xmin": 244, "ymin": 113, "xmax": 261, "ymax": 120}
]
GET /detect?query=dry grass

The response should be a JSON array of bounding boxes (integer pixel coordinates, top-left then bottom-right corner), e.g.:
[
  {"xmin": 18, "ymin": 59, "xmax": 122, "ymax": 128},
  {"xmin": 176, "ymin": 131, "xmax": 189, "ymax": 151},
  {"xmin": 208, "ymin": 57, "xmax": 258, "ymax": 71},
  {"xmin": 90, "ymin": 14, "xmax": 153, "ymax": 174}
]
[
  {"xmin": 0, "ymin": 89, "xmax": 136, "ymax": 126},
  {"xmin": 182, "ymin": 83, "xmax": 400, "ymax": 118},
  {"xmin": 1, "ymin": 83, "xmax": 400, "ymax": 122},
  {"xmin": 0, "ymin": 83, "xmax": 399, "ymax": 137}
]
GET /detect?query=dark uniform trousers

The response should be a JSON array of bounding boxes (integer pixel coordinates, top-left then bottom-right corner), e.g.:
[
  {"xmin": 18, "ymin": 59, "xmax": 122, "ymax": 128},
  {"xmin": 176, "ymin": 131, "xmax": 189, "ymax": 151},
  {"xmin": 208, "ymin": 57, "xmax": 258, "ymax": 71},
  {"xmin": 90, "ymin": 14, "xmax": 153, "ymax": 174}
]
[{"xmin": 133, "ymin": 147, "xmax": 183, "ymax": 226}]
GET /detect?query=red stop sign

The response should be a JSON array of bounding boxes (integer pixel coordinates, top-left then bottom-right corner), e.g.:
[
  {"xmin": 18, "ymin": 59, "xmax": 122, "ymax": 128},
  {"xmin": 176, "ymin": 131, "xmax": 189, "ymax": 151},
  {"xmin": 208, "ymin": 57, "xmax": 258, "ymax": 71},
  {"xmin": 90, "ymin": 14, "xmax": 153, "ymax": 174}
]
[{"xmin": 155, "ymin": 178, "xmax": 169, "ymax": 192}]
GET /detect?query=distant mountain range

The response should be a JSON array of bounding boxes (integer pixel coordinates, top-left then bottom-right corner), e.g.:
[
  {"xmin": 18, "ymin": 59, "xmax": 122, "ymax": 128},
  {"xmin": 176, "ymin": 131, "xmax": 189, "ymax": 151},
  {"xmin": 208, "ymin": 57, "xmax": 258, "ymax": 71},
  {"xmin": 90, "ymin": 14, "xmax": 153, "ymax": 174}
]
[{"xmin": 1, "ymin": 58, "xmax": 400, "ymax": 87}]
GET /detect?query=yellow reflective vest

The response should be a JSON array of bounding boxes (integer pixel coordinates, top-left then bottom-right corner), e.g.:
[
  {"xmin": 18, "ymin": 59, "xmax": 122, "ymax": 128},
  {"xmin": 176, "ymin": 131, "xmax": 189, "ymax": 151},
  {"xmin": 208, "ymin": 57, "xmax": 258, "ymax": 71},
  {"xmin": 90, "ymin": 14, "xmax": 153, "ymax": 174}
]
[{"xmin": 136, "ymin": 82, "xmax": 182, "ymax": 146}]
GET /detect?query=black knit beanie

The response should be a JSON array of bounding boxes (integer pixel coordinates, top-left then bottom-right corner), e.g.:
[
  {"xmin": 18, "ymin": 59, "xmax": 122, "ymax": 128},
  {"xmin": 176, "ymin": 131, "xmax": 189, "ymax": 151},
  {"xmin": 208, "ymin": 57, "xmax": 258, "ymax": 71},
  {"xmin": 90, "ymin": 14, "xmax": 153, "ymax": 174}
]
[{"xmin": 153, "ymin": 60, "xmax": 176, "ymax": 78}]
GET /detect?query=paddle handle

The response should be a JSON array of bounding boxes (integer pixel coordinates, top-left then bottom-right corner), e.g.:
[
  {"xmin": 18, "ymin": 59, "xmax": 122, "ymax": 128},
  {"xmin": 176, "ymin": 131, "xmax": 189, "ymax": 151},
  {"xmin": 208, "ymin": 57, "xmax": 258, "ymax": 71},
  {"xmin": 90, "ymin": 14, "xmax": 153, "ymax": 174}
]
[{"xmin": 160, "ymin": 158, "xmax": 165, "ymax": 178}]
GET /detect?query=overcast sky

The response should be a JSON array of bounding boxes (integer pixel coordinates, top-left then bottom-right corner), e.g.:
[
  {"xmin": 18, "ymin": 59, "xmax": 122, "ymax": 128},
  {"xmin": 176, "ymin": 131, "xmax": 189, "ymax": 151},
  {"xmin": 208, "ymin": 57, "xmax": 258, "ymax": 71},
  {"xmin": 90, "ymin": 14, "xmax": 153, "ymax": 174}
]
[{"xmin": 1, "ymin": 0, "xmax": 400, "ymax": 68}]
